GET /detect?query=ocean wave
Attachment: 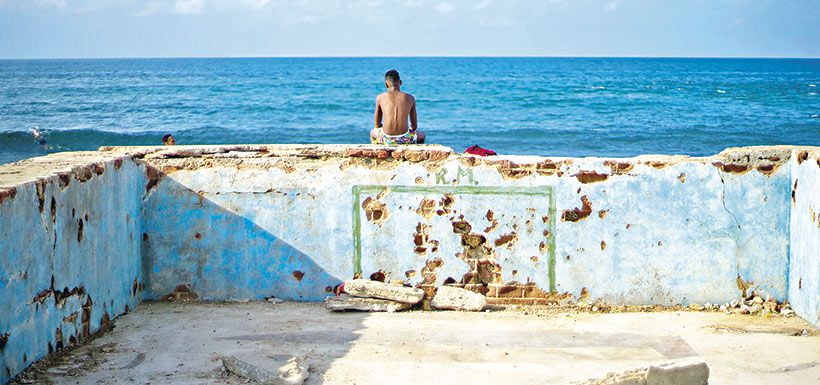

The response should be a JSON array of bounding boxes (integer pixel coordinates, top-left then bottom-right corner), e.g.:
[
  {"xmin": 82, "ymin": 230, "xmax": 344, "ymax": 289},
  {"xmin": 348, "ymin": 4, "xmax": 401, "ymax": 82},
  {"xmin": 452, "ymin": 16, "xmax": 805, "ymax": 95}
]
[
  {"xmin": 0, "ymin": 128, "xmax": 207, "ymax": 152},
  {"xmin": 717, "ymin": 89, "xmax": 727, "ymax": 94}
]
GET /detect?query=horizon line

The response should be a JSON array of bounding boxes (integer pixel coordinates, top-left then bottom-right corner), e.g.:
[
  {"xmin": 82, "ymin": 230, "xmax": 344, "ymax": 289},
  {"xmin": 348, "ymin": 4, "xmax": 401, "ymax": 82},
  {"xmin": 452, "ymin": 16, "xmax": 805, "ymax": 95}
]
[{"xmin": 1, "ymin": 54, "xmax": 819, "ymax": 61}]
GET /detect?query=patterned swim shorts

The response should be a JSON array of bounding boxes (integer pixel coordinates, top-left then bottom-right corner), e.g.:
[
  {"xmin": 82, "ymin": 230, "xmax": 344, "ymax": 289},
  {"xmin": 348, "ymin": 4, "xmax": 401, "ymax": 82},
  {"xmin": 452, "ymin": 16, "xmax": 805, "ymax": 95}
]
[{"xmin": 371, "ymin": 127, "xmax": 417, "ymax": 145}]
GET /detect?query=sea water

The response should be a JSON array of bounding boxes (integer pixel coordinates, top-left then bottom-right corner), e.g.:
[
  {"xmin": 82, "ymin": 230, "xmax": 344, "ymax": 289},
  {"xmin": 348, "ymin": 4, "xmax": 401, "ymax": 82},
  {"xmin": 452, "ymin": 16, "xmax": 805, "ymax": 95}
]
[{"xmin": 1, "ymin": 57, "xmax": 818, "ymax": 164}]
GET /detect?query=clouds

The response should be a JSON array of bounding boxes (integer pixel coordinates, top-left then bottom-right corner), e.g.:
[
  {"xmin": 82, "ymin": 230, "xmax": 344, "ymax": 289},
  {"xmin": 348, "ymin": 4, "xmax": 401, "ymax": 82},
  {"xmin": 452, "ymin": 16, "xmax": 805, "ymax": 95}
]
[
  {"xmin": 34, "ymin": 0, "xmax": 67, "ymax": 9},
  {"xmin": 174, "ymin": 0, "xmax": 203, "ymax": 15},
  {"xmin": 603, "ymin": 0, "xmax": 618, "ymax": 12},
  {"xmin": 434, "ymin": 2, "xmax": 453, "ymax": 13},
  {"xmin": 1, "ymin": 0, "xmax": 818, "ymax": 58},
  {"xmin": 242, "ymin": 0, "xmax": 272, "ymax": 10}
]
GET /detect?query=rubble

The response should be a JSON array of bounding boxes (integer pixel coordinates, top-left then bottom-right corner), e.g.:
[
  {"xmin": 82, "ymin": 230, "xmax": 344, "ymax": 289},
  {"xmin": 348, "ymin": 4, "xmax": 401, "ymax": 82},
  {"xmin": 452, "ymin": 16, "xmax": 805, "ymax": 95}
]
[
  {"xmin": 577, "ymin": 367, "xmax": 647, "ymax": 385},
  {"xmin": 577, "ymin": 358, "xmax": 709, "ymax": 385},
  {"xmin": 718, "ymin": 292, "xmax": 795, "ymax": 317},
  {"xmin": 431, "ymin": 285, "xmax": 487, "ymax": 311},
  {"xmin": 646, "ymin": 359, "xmax": 709, "ymax": 385},
  {"xmin": 221, "ymin": 355, "xmax": 308, "ymax": 385},
  {"xmin": 342, "ymin": 279, "xmax": 424, "ymax": 304},
  {"xmin": 325, "ymin": 294, "xmax": 412, "ymax": 312}
]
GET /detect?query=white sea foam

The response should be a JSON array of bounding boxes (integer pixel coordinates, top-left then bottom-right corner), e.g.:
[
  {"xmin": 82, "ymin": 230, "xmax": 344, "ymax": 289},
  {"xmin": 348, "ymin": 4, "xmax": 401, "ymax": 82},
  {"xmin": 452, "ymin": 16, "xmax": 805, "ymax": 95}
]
[
  {"xmin": 592, "ymin": 86, "xmax": 606, "ymax": 90},
  {"xmin": 809, "ymin": 84, "xmax": 816, "ymax": 87},
  {"xmin": 809, "ymin": 92, "xmax": 817, "ymax": 96},
  {"xmin": 717, "ymin": 89, "xmax": 727, "ymax": 94}
]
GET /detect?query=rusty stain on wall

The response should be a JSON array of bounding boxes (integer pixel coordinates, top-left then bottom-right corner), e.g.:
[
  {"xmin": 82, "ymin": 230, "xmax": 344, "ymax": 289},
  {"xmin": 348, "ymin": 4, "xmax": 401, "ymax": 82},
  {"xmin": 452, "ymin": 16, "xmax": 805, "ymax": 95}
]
[
  {"xmin": 0, "ymin": 187, "xmax": 17, "ymax": 205},
  {"xmin": 574, "ymin": 171, "xmax": 609, "ymax": 184},
  {"xmin": 603, "ymin": 160, "xmax": 634, "ymax": 175},
  {"xmin": 292, "ymin": 271, "xmax": 305, "ymax": 281},
  {"xmin": 494, "ymin": 232, "xmax": 518, "ymax": 248},
  {"xmin": 713, "ymin": 161, "xmax": 749, "ymax": 174},
  {"xmin": 562, "ymin": 196, "xmax": 592, "ymax": 222},
  {"xmin": 36, "ymin": 180, "xmax": 46, "ymax": 212},
  {"xmin": 416, "ymin": 198, "xmax": 436, "ymax": 219},
  {"xmin": 797, "ymin": 151, "xmax": 808, "ymax": 164}
]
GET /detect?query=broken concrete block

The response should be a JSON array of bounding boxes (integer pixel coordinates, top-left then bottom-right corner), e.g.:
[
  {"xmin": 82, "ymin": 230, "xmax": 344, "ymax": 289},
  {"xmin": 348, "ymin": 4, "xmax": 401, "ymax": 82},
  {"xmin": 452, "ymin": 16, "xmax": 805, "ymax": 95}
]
[
  {"xmin": 222, "ymin": 355, "xmax": 308, "ymax": 385},
  {"xmin": 342, "ymin": 279, "xmax": 424, "ymax": 304},
  {"xmin": 325, "ymin": 294, "xmax": 412, "ymax": 312},
  {"xmin": 430, "ymin": 285, "xmax": 487, "ymax": 311},
  {"xmin": 645, "ymin": 359, "xmax": 709, "ymax": 385}
]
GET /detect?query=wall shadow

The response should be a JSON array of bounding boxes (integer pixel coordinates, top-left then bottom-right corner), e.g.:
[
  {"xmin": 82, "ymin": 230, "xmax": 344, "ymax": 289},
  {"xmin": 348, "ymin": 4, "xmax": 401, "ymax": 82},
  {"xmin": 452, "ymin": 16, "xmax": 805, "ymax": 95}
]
[
  {"xmin": 141, "ymin": 173, "xmax": 345, "ymax": 302},
  {"xmin": 139, "ymin": 169, "xmax": 366, "ymax": 384}
]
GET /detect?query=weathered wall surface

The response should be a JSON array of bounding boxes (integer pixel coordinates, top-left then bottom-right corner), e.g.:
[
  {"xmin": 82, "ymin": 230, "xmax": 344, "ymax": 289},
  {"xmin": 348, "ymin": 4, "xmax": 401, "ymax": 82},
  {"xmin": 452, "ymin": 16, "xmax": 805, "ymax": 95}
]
[
  {"xmin": 0, "ymin": 152, "xmax": 145, "ymax": 384},
  {"xmin": 1, "ymin": 144, "xmax": 816, "ymax": 384},
  {"xmin": 139, "ymin": 145, "xmax": 794, "ymax": 308},
  {"xmin": 789, "ymin": 149, "xmax": 820, "ymax": 327}
]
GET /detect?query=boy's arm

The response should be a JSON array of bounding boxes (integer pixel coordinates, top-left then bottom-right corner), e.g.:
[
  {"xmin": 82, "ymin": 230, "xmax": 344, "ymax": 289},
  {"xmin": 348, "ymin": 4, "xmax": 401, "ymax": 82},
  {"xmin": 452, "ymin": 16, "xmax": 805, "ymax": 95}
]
[
  {"xmin": 374, "ymin": 97, "xmax": 383, "ymax": 128},
  {"xmin": 409, "ymin": 97, "xmax": 418, "ymax": 132}
]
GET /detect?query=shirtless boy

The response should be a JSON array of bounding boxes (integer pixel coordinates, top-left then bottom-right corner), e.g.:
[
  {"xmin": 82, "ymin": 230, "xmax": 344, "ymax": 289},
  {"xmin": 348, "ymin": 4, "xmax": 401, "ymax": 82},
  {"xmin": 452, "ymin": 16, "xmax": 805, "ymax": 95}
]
[{"xmin": 370, "ymin": 70, "xmax": 426, "ymax": 145}]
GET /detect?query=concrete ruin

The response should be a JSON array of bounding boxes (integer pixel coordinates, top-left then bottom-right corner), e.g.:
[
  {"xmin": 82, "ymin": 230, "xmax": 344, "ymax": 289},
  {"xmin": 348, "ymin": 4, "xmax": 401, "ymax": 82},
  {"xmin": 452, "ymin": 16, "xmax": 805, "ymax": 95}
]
[{"xmin": 0, "ymin": 144, "xmax": 818, "ymax": 384}]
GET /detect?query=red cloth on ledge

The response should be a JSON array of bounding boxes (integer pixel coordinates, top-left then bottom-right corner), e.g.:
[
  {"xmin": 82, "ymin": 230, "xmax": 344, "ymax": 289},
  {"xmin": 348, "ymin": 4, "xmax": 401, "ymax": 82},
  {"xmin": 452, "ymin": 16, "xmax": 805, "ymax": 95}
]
[{"xmin": 464, "ymin": 145, "xmax": 497, "ymax": 156}]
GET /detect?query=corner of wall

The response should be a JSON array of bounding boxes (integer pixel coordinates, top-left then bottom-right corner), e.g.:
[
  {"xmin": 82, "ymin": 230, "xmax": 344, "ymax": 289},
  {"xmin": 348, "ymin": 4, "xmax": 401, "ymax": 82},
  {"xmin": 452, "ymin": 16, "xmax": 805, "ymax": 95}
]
[{"xmin": 787, "ymin": 149, "xmax": 820, "ymax": 327}]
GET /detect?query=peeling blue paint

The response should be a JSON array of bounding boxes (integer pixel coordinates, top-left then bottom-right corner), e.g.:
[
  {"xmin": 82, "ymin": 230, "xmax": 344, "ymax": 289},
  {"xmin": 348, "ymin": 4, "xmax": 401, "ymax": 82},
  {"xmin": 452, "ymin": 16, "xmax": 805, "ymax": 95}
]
[{"xmin": 0, "ymin": 145, "xmax": 818, "ymax": 385}]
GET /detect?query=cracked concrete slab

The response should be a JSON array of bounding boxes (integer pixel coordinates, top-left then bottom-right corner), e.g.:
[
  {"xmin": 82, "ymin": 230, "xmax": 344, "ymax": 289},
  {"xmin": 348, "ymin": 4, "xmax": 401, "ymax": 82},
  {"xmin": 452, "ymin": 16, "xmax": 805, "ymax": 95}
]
[{"xmin": 13, "ymin": 302, "xmax": 819, "ymax": 385}]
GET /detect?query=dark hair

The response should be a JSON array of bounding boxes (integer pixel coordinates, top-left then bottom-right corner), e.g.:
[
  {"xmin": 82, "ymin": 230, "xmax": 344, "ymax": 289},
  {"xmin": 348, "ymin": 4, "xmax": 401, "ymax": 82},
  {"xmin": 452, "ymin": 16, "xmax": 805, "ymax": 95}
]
[
  {"xmin": 384, "ymin": 69, "xmax": 400, "ymax": 84},
  {"xmin": 162, "ymin": 134, "xmax": 173, "ymax": 142}
]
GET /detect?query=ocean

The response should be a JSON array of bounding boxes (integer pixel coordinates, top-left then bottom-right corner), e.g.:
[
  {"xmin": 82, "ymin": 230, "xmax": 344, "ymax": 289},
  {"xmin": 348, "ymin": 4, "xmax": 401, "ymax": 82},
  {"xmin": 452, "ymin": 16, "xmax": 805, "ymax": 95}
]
[{"xmin": 0, "ymin": 57, "xmax": 818, "ymax": 165}]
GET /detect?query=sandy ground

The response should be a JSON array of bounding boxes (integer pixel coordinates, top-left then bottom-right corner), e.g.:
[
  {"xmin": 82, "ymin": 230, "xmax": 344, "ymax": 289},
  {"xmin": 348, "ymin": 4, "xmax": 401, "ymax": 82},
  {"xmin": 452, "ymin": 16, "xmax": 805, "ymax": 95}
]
[{"xmin": 12, "ymin": 301, "xmax": 820, "ymax": 385}]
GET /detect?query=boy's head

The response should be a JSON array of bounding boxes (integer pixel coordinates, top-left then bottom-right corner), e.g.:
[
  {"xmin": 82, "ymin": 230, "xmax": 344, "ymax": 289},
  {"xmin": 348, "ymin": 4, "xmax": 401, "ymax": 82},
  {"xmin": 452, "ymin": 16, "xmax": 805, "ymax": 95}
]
[
  {"xmin": 162, "ymin": 134, "xmax": 176, "ymax": 146},
  {"xmin": 384, "ymin": 69, "xmax": 401, "ymax": 88}
]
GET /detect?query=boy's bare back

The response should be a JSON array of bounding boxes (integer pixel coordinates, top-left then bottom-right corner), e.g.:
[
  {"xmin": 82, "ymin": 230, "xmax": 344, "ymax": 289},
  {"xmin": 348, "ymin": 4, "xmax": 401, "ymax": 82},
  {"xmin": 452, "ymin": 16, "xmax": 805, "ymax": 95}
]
[{"xmin": 375, "ymin": 91, "xmax": 416, "ymax": 136}]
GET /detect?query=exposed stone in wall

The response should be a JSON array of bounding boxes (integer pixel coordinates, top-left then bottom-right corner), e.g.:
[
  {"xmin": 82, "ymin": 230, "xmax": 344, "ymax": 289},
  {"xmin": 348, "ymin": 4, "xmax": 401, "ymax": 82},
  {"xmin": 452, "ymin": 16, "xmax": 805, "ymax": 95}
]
[{"xmin": 563, "ymin": 196, "xmax": 593, "ymax": 222}]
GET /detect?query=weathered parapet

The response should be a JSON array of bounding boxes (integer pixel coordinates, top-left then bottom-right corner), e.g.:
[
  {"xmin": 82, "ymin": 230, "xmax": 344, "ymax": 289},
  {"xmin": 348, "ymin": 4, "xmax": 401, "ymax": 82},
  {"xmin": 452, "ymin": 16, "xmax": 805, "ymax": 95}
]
[
  {"xmin": 136, "ymin": 144, "xmax": 799, "ymax": 309},
  {"xmin": 0, "ymin": 151, "xmax": 146, "ymax": 384},
  {"xmin": 789, "ymin": 149, "xmax": 820, "ymax": 326},
  {"xmin": 0, "ymin": 143, "xmax": 817, "ymax": 384}
]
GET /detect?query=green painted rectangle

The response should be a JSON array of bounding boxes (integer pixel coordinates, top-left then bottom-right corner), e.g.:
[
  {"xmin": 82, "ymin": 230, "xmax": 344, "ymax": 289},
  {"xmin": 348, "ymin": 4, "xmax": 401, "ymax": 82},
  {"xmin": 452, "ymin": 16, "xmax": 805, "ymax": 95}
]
[{"xmin": 352, "ymin": 184, "xmax": 557, "ymax": 292}]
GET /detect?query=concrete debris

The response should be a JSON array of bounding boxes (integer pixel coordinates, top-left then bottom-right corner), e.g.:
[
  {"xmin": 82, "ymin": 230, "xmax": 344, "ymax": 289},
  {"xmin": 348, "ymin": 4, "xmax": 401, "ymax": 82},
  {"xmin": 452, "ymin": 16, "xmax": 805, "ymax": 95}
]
[
  {"xmin": 646, "ymin": 359, "xmax": 709, "ymax": 385},
  {"xmin": 577, "ymin": 359, "xmax": 709, "ymax": 385},
  {"xmin": 222, "ymin": 355, "xmax": 308, "ymax": 385},
  {"xmin": 718, "ymin": 291, "xmax": 794, "ymax": 317},
  {"xmin": 577, "ymin": 367, "xmax": 648, "ymax": 385},
  {"xmin": 430, "ymin": 285, "xmax": 487, "ymax": 311},
  {"xmin": 266, "ymin": 297, "xmax": 284, "ymax": 304},
  {"xmin": 342, "ymin": 279, "xmax": 424, "ymax": 304},
  {"xmin": 325, "ymin": 294, "xmax": 412, "ymax": 312}
]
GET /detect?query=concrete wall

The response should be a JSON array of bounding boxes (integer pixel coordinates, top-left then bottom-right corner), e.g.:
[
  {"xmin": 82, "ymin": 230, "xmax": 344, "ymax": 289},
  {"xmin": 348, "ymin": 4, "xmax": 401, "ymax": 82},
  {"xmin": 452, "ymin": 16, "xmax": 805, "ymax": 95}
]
[
  {"xmin": 0, "ymin": 152, "xmax": 145, "ymax": 384},
  {"xmin": 789, "ymin": 149, "xmax": 820, "ymax": 326},
  {"xmin": 0, "ymin": 144, "xmax": 816, "ymax": 384},
  {"xmin": 139, "ymin": 145, "xmax": 793, "ymax": 308}
]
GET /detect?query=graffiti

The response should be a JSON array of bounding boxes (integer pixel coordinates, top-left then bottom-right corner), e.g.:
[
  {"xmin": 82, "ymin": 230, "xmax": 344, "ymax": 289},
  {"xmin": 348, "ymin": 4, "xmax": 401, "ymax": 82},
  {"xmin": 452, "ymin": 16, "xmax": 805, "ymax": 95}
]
[{"xmin": 436, "ymin": 167, "xmax": 475, "ymax": 185}]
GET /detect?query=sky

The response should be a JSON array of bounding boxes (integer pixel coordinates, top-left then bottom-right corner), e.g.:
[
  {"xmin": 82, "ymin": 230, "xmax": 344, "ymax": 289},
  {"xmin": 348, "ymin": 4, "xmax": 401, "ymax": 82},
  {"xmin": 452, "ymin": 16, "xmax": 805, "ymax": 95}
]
[{"xmin": 0, "ymin": 0, "xmax": 818, "ymax": 59}]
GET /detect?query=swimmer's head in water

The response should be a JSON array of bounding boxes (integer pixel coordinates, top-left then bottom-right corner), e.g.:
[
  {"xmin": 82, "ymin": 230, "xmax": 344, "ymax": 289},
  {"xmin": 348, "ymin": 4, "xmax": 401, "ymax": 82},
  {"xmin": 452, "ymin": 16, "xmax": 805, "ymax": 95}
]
[
  {"xmin": 384, "ymin": 69, "xmax": 401, "ymax": 88},
  {"xmin": 162, "ymin": 134, "xmax": 176, "ymax": 146}
]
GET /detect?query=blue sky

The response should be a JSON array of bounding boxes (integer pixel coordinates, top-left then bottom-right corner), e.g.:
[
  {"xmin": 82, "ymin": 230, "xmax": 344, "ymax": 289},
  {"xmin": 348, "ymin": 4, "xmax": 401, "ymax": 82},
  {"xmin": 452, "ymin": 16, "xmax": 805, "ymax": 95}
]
[{"xmin": 0, "ymin": 0, "xmax": 818, "ymax": 58}]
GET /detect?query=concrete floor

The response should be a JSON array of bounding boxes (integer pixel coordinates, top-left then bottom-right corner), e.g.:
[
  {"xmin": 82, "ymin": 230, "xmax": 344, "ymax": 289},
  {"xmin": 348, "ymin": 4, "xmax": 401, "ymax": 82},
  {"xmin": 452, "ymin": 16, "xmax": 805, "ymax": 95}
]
[{"xmin": 16, "ymin": 302, "xmax": 820, "ymax": 385}]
